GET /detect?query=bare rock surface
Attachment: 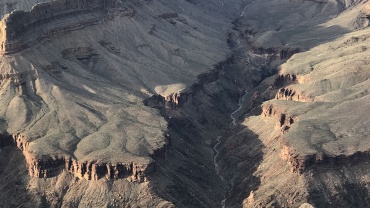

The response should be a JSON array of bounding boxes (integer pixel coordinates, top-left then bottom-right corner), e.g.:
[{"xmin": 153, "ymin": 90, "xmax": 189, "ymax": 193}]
[
  {"xmin": 0, "ymin": 0, "xmax": 240, "ymax": 182},
  {"xmin": 213, "ymin": 0, "xmax": 370, "ymax": 207},
  {"xmin": 268, "ymin": 27, "xmax": 370, "ymax": 172},
  {"xmin": 0, "ymin": 0, "xmax": 247, "ymax": 207},
  {"xmin": 2, "ymin": 0, "xmax": 370, "ymax": 207}
]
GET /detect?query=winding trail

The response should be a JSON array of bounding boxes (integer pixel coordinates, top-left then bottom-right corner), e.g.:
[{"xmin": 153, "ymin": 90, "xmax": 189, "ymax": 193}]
[
  {"xmin": 213, "ymin": 136, "xmax": 223, "ymax": 177},
  {"xmin": 213, "ymin": 89, "xmax": 250, "ymax": 207},
  {"xmin": 212, "ymin": 3, "xmax": 253, "ymax": 205},
  {"xmin": 213, "ymin": 135, "xmax": 226, "ymax": 208},
  {"xmin": 230, "ymin": 97, "xmax": 243, "ymax": 126},
  {"xmin": 230, "ymin": 89, "xmax": 250, "ymax": 125}
]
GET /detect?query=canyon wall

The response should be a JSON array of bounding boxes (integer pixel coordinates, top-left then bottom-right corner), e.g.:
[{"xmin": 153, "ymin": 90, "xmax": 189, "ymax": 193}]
[
  {"xmin": 0, "ymin": 0, "xmax": 140, "ymax": 54},
  {"xmin": 12, "ymin": 133, "xmax": 164, "ymax": 181}
]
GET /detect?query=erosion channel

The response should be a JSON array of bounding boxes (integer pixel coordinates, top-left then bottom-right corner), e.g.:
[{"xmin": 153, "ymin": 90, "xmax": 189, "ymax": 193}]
[
  {"xmin": 145, "ymin": 17, "xmax": 294, "ymax": 207},
  {"xmin": 3, "ymin": 0, "xmax": 368, "ymax": 207}
]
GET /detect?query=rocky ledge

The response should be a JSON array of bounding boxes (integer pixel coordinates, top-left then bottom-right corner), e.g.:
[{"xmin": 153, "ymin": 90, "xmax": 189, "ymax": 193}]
[
  {"xmin": 280, "ymin": 143, "xmax": 370, "ymax": 175},
  {"xmin": 144, "ymin": 92, "xmax": 189, "ymax": 110},
  {"xmin": 11, "ymin": 133, "xmax": 167, "ymax": 182}
]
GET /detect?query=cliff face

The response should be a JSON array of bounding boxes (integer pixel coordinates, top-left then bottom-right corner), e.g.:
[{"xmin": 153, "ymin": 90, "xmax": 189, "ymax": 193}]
[
  {"xmin": 13, "ymin": 133, "xmax": 159, "ymax": 181},
  {"xmin": 0, "ymin": 0, "xmax": 242, "ymax": 205},
  {"xmin": 3, "ymin": 0, "xmax": 370, "ymax": 207},
  {"xmin": 144, "ymin": 92, "xmax": 189, "ymax": 110},
  {"xmin": 0, "ymin": 0, "xmax": 235, "ymax": 185},
  {"xmin": 0, "ymin": 0, "xmax": 143, "ymax": 54}
]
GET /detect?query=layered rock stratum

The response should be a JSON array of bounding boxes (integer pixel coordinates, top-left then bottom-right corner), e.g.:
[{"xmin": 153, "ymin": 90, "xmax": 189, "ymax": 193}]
[{"xmin": 2, "ymin": 0, "xmax": 370, "ymax": 207}]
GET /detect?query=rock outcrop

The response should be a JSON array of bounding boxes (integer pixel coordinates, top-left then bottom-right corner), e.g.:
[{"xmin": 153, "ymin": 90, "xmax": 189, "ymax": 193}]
[
  {"xmin": 275, "ymin": 87, "xmax": 314, "ymax": 102},
  {"xmin": 13, "ymin": 133, "xmax": 160, "ymax": 182},
  {"xmin": 250, "ymin": 46, "xmax": 300, "ymax": 61},
  {"xmin": 262, "ymin": 104, "xmax": 296, "ymax": 129},
  {"xmin": 273, "ymin": 74, "xmax": 297, "ymax": 87},
  {"xmin": 144, "ymin": 92, "xmax": 189, "ymax": 110},
  {"xmin": 281, "ymin": 142, "xmax": 370, "ymax": 175}
]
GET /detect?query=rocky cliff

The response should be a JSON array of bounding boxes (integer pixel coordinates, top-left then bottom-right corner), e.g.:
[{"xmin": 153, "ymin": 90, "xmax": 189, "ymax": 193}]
[
  {"xmin": 0, "ymin": 0, "xmax": 142, "ymax": 54},
  {"xmin": 12, "ymin": 133, "xmax": 160, "ymax": 181},
  {"xmin": 0, "ymin": 0, "xmax": 243, "ymax": 206},
  {"xmin": 2, "ymin": 0, "xmax": 370, "ymax": 207}
]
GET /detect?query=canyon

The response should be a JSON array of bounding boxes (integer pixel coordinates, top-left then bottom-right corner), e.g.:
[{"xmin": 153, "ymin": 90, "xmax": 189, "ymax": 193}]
[{"xmin": 1, "ymin": 0, "xmax": 370, "ymax": 207}]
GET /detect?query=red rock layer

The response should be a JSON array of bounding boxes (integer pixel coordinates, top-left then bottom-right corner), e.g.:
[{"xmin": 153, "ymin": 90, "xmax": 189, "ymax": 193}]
[
  {"xmin": 12, "ymin": 134, "xmax": 162, "ymax": 182},
  {"xmin": 263, "ymin": 104, "xmax": 370, "ymax": 175},
  {"xmin": 262, "ymin": 104, "xmax": 296, "ymax": 129},
  {"xmin": 144, "ymin": 93, "xmax": 189, "ymax": 110}
]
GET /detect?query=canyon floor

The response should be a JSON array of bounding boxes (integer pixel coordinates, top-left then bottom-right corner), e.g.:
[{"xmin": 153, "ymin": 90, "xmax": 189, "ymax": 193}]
[{"xmin": 1, "ymin": 0, "xmax": 370, "ymax": 207}]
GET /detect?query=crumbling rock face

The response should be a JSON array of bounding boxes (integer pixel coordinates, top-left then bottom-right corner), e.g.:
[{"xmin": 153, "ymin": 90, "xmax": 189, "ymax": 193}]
[
  {"xmin": 280, "ymin": 144, "xmax": 311, "ymax": 174},
  {"xmin": 144, "ymin": 92, "xmax": 189, "ymax": 110},
  {"xmin": 144, "ymin": 57, "xmax": 235, "ymax": 110},
  {"xmin": 273, "ymin": 74, "xmax": 297, "ymax": 87},
  {"xmin": 12, "ymin": 134, "xmax": 159, "ymax": 182},
  {"xmin": 275, "ymin": 87, "xmax": 314, "ymax": 102},
  {"xmin": 262, "ymin": 104, "xmax": 296, "ymax": 129},
  {"xmin": 281, "ymin": 142, "xmax": 370, "ymax": 175}
]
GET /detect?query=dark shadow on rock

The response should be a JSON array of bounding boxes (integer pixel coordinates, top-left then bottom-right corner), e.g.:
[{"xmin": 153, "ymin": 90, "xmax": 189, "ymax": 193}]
[
  {"xmin": 0, "ymin": 132, "xmax": 13, "ymax": 148},
  {"xmin": 148, "ymin": 125, "xmax": 227, "ymax": 208},
  {"xmin": 308, "ymin": 181, "xmax": 370, "ymax": 208},
  {"xmin": 0, "ymin": 146, "xmax": 37, "ymax": 207},
  {"xmin": 145, "ymin": 8, "xmax": 300, "ymax": 207},
  {"xmin": 149, "ymin": 78, "xmax": 264, "ymax": 207},
  {"xmin": 145, "ymin": 41, "xmax": 257, "ymax": 208},
  {"xmin": 217, "ymin": 122, "xmax": 265, "ymax": 208},
  {"xmin": 307, "ymin": 158, "xmax": 370, "ymax": 208}
]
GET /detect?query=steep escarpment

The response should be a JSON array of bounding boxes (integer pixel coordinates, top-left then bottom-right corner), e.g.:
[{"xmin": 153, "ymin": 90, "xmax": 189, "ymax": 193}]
[
  {"xmin": 13, "ymin": 133, "xmax": 158, "ymax": 181},
  {"xmin": 0, "ymin": 0, "xmax": 142, "ymax": 54},
  {"xmin": 0, "ymin": 0, "xmax": 247, "ymax": 207},
  {"xmin": 3, "ymin": 0, "xmax": 370, "ymax": 207},
  {"xmin": 0, "ymin": 0, "xmax": 238, "ymax": 185},
  {"xmin": 276, "ymin": 29, "xmax": 370, "ymax": 175},
  {"xmin": 214, "ymin": 1, "xmax": 370, "ymax": 207}
]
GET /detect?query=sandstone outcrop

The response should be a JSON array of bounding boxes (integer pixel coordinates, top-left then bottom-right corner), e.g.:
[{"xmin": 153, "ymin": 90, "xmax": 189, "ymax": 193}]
[
  {"xmin": 144, "ymin": 92, "xmax": 189, "ymax": 110},
  {"xmin": 3, "ymin": 0, "xmax": 370, "ymax": 207},
  {"xmin": 273, "ymin": 74, "xmax": 297, "ymax": 87},
  {"xmin": 281, "ymin": 142, "xmax": 370, "ymax": 174},
  {"xmin": 0, "ymin": 0, "xmax": 234, "ymax": 190},
  {"xmin": 275, "ymin": 87, "xmax": 314, "ymax": 102},
  {"xmin": 262, "ymin": 104, "xmax": 296, "ymax": 129},
  {"xmin": 13, "ymin": 133, "xmax": 160, "ymax": 181}
]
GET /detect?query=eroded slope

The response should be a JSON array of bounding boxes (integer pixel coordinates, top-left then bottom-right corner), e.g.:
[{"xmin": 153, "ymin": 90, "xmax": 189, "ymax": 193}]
[
  {"xmin": 215, "ymin": 0, "xmax": 370, "ymax": 207},
  {"xmin": 2, "ymin": 0, "xmax": 370, "ymax": 207},
  {"xmin": 0, "ymin": 0, "xmax": 241, "ymax": 181}
]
